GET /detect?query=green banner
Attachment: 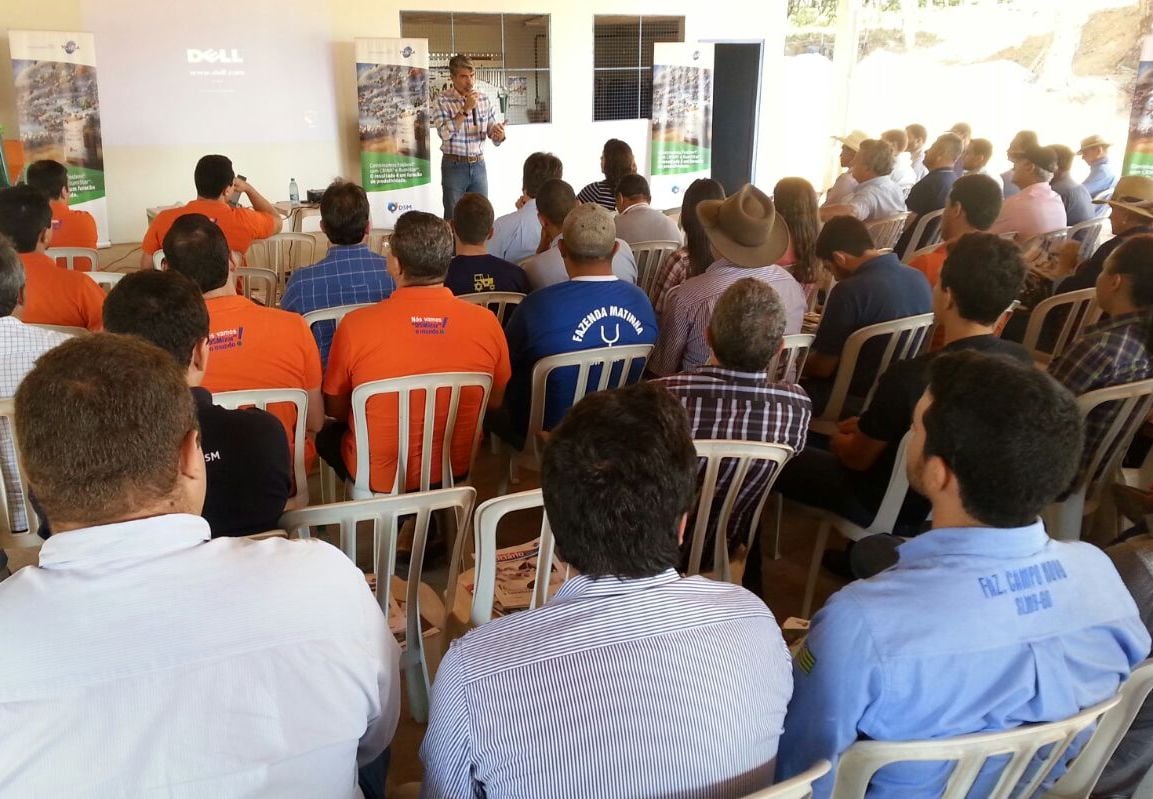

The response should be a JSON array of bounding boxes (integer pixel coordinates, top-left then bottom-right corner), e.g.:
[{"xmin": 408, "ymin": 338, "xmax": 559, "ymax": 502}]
[
  {"xmin": 67, "ymin": 166, "xmax": 105, "ymax": 204},
  {"xmin": 651, "ymin": 141, "xmax": 712, "ymax": 176},
  {"xmin": 361, "ymin": 151, "xmax": 431, "ymax": 192}
]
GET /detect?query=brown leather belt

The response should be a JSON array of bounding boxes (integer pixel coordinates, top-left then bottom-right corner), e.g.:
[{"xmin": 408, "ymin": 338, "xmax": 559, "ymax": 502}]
[{"xmin": 443, "ymin": 153, "xmax": 484, "ymax": 164}]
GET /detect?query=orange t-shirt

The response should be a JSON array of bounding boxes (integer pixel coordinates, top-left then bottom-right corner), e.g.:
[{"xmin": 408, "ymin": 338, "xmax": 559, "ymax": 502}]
[
  {"xmin": 142, "ymin": 199, "xmax": 277, "ymax": 257},
  {"xmin": 201, "ymin": 295, "xmax": 323, "ymax": 466},
  {"xmin": 908, "ymin": 244, "xmax": 947, "ymax": 287},
  {"xmin": 49, "ymin": 199, "xmax": 99, "ymax": 260},
  {"xmin": 19, "ymin": 251, "xmax": 105, "ymax": 331},
  {"xmin": 324, "ymin": 286, "xmax": 512, "ymax": 493}
]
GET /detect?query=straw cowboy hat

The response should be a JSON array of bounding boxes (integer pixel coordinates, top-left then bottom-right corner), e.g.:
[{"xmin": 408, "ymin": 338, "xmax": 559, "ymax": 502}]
[
  {"xmin": 833, "ymin": 129, "xmax": 870, "ymax": 152},
  {"xmin": 1077, "ymin": 134, "xmax": 1111, "ymax": 154},
  {"xmin": 1096, "ymin": 175, "xmax": 1153, "ymax": 221},
  {"xmin": 696, "ymin": 185, "xmax": 790, "ymax": 268}
]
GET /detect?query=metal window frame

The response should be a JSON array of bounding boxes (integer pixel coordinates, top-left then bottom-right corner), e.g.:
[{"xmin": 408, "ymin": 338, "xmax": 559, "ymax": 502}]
[{"xmin": 592, "ymin": 14, "xmax": 686, "ymax": 121}]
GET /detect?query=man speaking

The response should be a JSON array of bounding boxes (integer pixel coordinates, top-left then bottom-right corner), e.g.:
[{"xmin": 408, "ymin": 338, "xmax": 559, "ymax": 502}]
[{"xmin": 433, "ymin": 54, "xmax": 506, "ymax": 220}]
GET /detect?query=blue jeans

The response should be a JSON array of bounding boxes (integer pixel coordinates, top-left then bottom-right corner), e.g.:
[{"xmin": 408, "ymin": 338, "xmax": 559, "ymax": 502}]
[{"xmin": 441, "ymin": 157, "xmax": 488, "ymax": 219}]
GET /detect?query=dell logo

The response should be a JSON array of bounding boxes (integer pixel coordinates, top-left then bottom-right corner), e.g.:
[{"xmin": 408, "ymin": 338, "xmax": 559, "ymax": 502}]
[{"xmin": 186, "ymin": 49, "xmax": 244, "ymax": 64}]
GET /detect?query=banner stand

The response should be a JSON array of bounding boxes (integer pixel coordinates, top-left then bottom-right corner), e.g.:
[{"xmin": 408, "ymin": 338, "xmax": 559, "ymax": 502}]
[{"xmin": 650, "ymin": 43, "xmax": 715, "ymax": 211}]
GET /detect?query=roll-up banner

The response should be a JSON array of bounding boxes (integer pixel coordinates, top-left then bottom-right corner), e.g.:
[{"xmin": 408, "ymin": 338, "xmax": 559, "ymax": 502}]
[
  {"xmin": 9, "ymin": 31, "xmax": 109, "ymax": 246},
  {"xmin": 356, "ymin": 38, "xmax": 433, "ymax": 228},
  {"xmin": 650, "ymin": 43, "xmax": 715, "ymax": 211}
]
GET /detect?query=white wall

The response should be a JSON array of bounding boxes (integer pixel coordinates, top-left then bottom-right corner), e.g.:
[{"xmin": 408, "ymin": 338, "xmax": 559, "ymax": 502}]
[{"xmin": 0, "ymin": 0, "xmax": 786, "ymax": 243}]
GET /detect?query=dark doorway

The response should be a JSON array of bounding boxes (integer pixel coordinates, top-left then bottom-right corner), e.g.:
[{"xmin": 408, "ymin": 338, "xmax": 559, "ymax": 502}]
[{"xmin": 711, "ymin": 42, "xmax": 762, "ymax": 195}]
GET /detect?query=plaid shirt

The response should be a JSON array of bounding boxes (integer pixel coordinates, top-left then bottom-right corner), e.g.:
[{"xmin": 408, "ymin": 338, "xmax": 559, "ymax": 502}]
[
  {"xmin": 433, "ymin": 87, "xmax": 498, "ymax": 158},
  {"xmin": 659, "ymin": 365, "xmax": 811, "ymax": 556},
  {"xmin": 1050, "ymin": 311, "xmax": 1153, "ymax": 477},
  {"xmin": 280, "ymin": 244, "xmax": 396, "ymax": 367},
  {"xmin": 648, "ymin": 247, "xmax": 691, "ymax": 314}
]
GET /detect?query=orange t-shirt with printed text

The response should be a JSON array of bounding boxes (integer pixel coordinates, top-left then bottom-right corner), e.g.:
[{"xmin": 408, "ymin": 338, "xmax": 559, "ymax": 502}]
[
  {"xmin": 49, "ymin": 199, "xmax": 99, "ymax": 265},
  {"xmin": 142, "ymin": 199, "xmax": 277, "ymax": 258},
  {"xmin": 18, "ymin": 251, "xmax": 104, "ymax": 331},
  {"xmin": 324, "ymin": 286, "xmax": 511, "ymax": 493}
]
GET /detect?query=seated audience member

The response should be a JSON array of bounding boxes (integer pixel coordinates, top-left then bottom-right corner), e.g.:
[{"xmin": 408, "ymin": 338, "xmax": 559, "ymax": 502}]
[
  {"xmin": 907, "ymin": 173, "xmax": 1004, "ymax": 286},
  {"xmin": 1050, "ymin": 176, "xmax": 1153, "ymax": 294},
  {"xmin": 1050, "ymin": 143, "xmax": 1095, "ymax": 227},
  {"xmin": 445, "ymin": 192, "xmax": 529, "ymax": 296},
  {"xmin": 648, "ymin": 178, "xmax": 725, "ymax": 314},
  {"xmin": 906, "ymin": 123, "xmax": 928, "ymax": 180},
  {"xmin": 649, "ymin": 185, "xmax": 807, "ymax": 376},
  {"xmin": 489, "ymin": 151, "xmax": 563, "ymax": 264},
  {"xmin": 772, "ymin": 234, "xmax": 1028, "ymax": 584},
  {"xmin": 422, "ymin": 381, "xmax": 793, "ymax": 799},
  {"xmin": 825, "ymin": 130, "xmax": 867, "ymax": 205},
  {"xmin": 0, "ymin": 333, "xmax": 400, "ymax": 797},
  {"xmin": 25, "ymin": 158, "xmax": 98, "ymax": 253},
  {"xmin": 802, "ymin": 216, "xmax": 932, "ymax": 410},
  {"xmin": 0, "ymin": 237, "xmax": 70, "ymax": 534},
  {"xmin": 820, "ymin": 138, "xmax": 905, "ymax": 223},
  {"xmin": 103, "ymin": 270, "xmax": 291, "ymax": 537},
  {"xmin": 613, "ymin": 174, "xmax": 682, "ymax": 245},
  {"xmin": 163, "ymin": 214, "xmax": 323, "ymax": 462},
  {"xmin": 960, "ymin": 137, "xmax": 1003, "ymax": 192},
  {"xmin": 577, "ymin": 138, "xmax": 635, "ymax": 210},
  {"xmin": 1001, "ymin": 129, "xmax": 1040, "ymax": 199},
  {"xmin": 321, "ymin": 211, "xmax": 510, "ymax": 493},
  {"xmin": 881, "ymin": 128, "xmax": 916, "ymax": 196},
  {"xmin": 498, "ymin": 204, "xmax": 656, "ymax": 447},
  {"xmin": 522, "ymin": 179, "xmax": 637, "ymax": 290},
  {"xmin": 0, "ymin": 185, "xmax": 103, "ymax": 331},
  {"xmin": 141, "ymin": 154, "xmax": 281, "ymax": 268},
  {"xmin": 989, "ymin": 145, "xmax": 1067, "ymax": 241},
  {"xmin": 894, "ymin": 132, "xmax": 963, "ymax": 255},
  {"xmin": 280, "ymin": 181, "xmax": 396, "ymax": 367},
  {"xmin": 948, "ymin": 121, "xmax": 972, "ymax": 174},
  {"xmin": 777, "ymin": 350, "xmax": 1150, "ymax": 799},
  {"xmin": 773, "ymin": 177, "xmax": 825, "ymax": 302},
  {"xmin": 1080, "ymin": 134, "xmax": 1118, "ymax": 197}
]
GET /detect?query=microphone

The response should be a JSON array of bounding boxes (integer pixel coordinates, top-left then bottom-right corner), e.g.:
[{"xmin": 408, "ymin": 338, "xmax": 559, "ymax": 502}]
[{"xmin": 472, "ymin": 106, "xmax": 478, "ymax": 125}]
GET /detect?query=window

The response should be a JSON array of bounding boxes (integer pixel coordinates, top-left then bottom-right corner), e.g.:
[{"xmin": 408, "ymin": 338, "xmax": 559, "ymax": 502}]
[
  {"xmin": 400, "ymin": 11, "xmax": 551, "ymax": 125},
  {"xmin": 593, "ymin": 15, "xmax": 685, "ymax": 121}
]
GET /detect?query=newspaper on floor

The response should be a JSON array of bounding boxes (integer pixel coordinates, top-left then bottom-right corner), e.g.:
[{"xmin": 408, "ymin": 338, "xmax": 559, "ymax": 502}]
[
  {"xmin": 492, "ymin": 537, "xmax": 567, "ymax": 613},
  {"xmin": 367, "ymin": 572, "xmax": 441, "ymax": 649}
]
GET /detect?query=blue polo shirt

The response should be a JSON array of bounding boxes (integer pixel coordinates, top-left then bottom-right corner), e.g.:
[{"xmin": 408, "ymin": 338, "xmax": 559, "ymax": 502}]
[
  {"xmin": 778, "ymin": 522, "xmax": 1151, "ymax": 799},
  {"xmin": 896, "ymin": 167, "xmax": 958, "ymax": 254}
]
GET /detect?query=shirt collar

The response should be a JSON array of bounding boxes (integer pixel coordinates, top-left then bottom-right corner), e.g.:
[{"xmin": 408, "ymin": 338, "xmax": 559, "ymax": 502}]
[
  {"xmin": 392, "ymin": 284, "xmax": 451, "ymax": 298},
  {"xmin": 855, "ymin": 251, "xmax": 900, "ymax": 274},
  {"xmin": 553, "ymin": 568, "xmax": 681, "ymax": 601},
  {"xmin": 571, "ymin": 275, "xmax": 619, "ymax": 282},
  {"xmin": 858, "ymin": 175, "xmax": 893, "ymax": 189},
  {"xmin": 37, "ymin": 513, "xmax": 211, "ymax": 569},
  {"xmin": 1091, "ymin": 309, "xmax": 1148, "ymax": 333},
  {"xmin": 620, "ymin": 202, "xmax": 650, "ymax": 215},
  {"xmin": 519, "ymin": 198, "xmax": 538, "ymax": 214},
  {"xmin": 327, "ymin": 242, "xmax": 372, "ymax": 253},
  {"xmin": 896, "ymin": 520, "xmax": 1051, "ymax": 566},
  {"xmin": 692, "ymin": 364, "xmax": 774, "ymax": 384}
]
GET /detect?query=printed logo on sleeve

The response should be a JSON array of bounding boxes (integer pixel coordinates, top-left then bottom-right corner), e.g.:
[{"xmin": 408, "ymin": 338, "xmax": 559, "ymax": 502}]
[
  {"xmin": 796, "ymin": 643, "xmax": 817, "ymax": 674},
  {"xmin": 209, "ymin": 326, "xmax": 244, "ymax": 351},
  {"xmin": 411, "ymin": 315, "xmax": 448, "ymax": 335}
]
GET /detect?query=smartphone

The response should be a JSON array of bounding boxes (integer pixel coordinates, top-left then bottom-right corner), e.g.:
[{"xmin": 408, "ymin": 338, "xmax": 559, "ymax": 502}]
[{"xmin": 229, "ymin": 174, "xmax": 246, "ymax": 207}]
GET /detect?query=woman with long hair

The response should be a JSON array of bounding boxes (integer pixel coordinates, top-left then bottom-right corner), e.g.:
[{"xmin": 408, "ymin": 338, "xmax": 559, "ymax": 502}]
[
  {"xmin": 648, "ymin": 178, "xmax": 726, "ymax": 313},
  {"xmin": 577, "ymin": 139, "xmax": 636, "ymax": 210},
  {"xmin": 772, "ymin": 177, "xmax": 824, "ymax": 297}
]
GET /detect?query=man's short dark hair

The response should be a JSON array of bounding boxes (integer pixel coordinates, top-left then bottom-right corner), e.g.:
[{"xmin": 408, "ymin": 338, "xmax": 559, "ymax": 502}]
[
  {"xmin": 541, "ymin": 382, "xmax": 698, "ymax": 578},
  {"xmin": 0, "ymin": 185, "xmax": 52, "ymax": 253},
  {"xmin": 392, "ymin": 210, "xmax": 453, "ymax": 283},
  {"xmin": 708, "ymin": 278, "xmax": 786, "ymax": 372},
  {"xmin": 934, "ymin": 133, "xmax": 964, "ymax": 163},
  {"xmin": 536, "ymin": 179, "xmax": 576, "ymax": 227},
  {"xmin": 522, "ymin": 152, "xmax": 563, "ymax": 198},
  {"xmin": 1010, "ymin": 130, "xmax": 1039, "ymax": 155},
  {"xmin": 950, "ymin": 122, "xmax": 972, "ymax": 138},
  {"xmin": 814, "ymin": 215, "xmax": 874, "ymax": 260},
  {"xmin": 0, "ymin": 237, "xmax": 26, "ymax": 317},
  {"xmin": 103, "ymin": 270, "xmax": 209, "ymax": 368},
  {"xmin": 616, "ymin": 174, "xmax": 651, "ymax": 200},
  {"xmin": 968, "ymin": 138, "xmax": 993, "ymax": 160},
  {"xmin": 452, "ymin": 193, "xmax": 494, "ymax": 246},
  {"xmin": 194, "ymin": 154, "xmax": 235, "ymax": 199},
  {"xmin": 1050, "ymin": 144, "xmax": 1076, "ymax": 176},
  {"xmin": 15, "ymin": 334, "xmax": 199, "ymax": 528},
  {"xmin": 906, "ymin": 123, "xmax": 927, "ymax": 143},
  {"xmin": 25, "ymin": 159, "xmax": 69, "ymax": 200},
  {"xmin": 939, "ymin": 233, "xmax": 1025, "ymax": 325},
  {"xmin": 857, "ymin": 139, "xmax": 895, "ymax": 176},
  {"xmin": 949, "ymin": 173, "xmax": 1003, "ymax": 230},
  {"xmin": 881, "ymin": 128, "xmax": 908, "ymax": 152},
  {"xmin": 320, "ymin": 181, "xmax": 370, "ymax": 245},
  {"xmin": 163, "ymin": 213, "xmax": 231, "ymax": 292},
  {"xmin": 448, "ymin": 54, "xmax": 474, "ymax": 74},
  {"xmin": 922, "ymin": 350, "xmax": 1082, "ymax": 528}
]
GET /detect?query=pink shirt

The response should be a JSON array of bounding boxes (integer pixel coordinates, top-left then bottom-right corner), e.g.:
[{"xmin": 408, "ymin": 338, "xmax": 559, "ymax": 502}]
[{"xmin": 988, "ymin": 182, "xmax": 1067, "ymax": 241}]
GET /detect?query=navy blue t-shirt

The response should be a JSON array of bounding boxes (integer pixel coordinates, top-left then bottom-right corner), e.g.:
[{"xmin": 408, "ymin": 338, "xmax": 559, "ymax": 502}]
[
  {"xmin": 896, "ymin": 167, "xmax": 958, "ymax": 254},
  {"xmin": 445, "ymin": 254, "xmax": 530, "ymax": 296}
]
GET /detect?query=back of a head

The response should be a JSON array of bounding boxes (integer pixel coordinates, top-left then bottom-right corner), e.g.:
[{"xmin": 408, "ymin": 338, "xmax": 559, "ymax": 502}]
[
  {"xmin": 1012, "ymin": 130, "xmax": 1040, "ymax": 154},
  {"xmin": 881, "ymin": 128, "xmax": 909, "ymax": 153},
  {"xmin": 561, "ymin": 203, "xmax": 616, "ymax": 263},
  {"xmin": 103, "ymin": 270, "xmax": 209, "ymax": 368},
  {"xmin": 522, "ymin": 152, "xmax": 563, "ymax": 198},
  {"xmin": 0, "ymin": 237, "xmax": 25, "ymax": 317},
  {"xmin": 949, "ymin": 173, "xmax": 1003, "ymax": 231},
  {"xmin": 708, "ymin": 278, "xmax": 786, "ymax": 372},
  {"xmin": 0, "ymin": 185, "xmax": 52, "ymax": 253},
  {"xmin": 772, "ymin": 177, "xmax": 821, "ymax": 283},
  {"xmin": 939, "ymin": 233, "xmax": 1025, "ymax": 324},
  {"xmin": 453, "ymin": 192, "xmax": 495, "ymax": 246},
  {"xmin": 15, "ymin": 333, "xmax": 198, "ymax": 529},
  {"xmin": 922, "ymin": 350, "xmax": 1082, "ymax": 527},
  {"xmin": 541, "ymin": 382, "xmax": 697, "ymax": 578},
  {"xmin": 25, "ymin": 159, "xmax": 69, "ymax": 200},
  {"xmin": 392, "ymin": 210, "xmax": 453, "ymax": 283},
  {"xmin": 320, "ymin": 181, "xmax": 370, "ymax": 246},
  {"xmin": 163, "ymin": 213, "xmax": 231, "ymax": 293},
  {"xmin": 857, "ymin": 139, "xmax": 895, "ymax": 176},
  {"xmin": 602, "ymin": 138, "xmax": 635, "ymax": 188},
  {"xmin": 1107, "ymin": 234, "xmax": 1153, "ymax": 311},
  {"xmin": 815, "ymin": 214, "xmax": 874, "ymax": 260},
  {"xmin": 906, "ymin": 123, "xmax": 927, "ymax": 145},
  {"xmin": 934, "ymin": 133, "xmax": 965, "ymax": 164},
  {"xmin": 950, "ymin": 122, "xmax": 972, "ymax": 139},
  {"xmin": 1049, "ymin": 144, "xmax": 1076, "ymax": 176},
  {"xmin": 536, "ymin": 178, "xmax": 577, "ymax": 227},
  {"xmin": 616, "ymin": 173, "xmax": 651, "ymax": 201},
  {"xmin": 193, "ymin": 154, "xmax": 235, "ymax": 199},
  {"xmin": 968, "ymin": 138, "xmax": 993, "ymax": 161}
]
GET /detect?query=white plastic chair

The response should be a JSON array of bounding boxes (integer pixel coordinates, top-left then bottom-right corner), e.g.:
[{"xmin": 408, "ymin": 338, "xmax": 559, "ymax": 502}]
[
  {"xmin": 235, "ymin": 267, "xmax": 279, "ymax": 306},
  {"xmin": 366, "ymin": 228, "xmax": 393, "ymax": 256},
  {"xmin": 686, "ymin": 440, "xmax": 795, "ymax": 584},
  {"xmin": 245, "ymin": 232, "xmax": 321, "ymax": 289},
  {"xmin": 0, "ymin": 397, "xmax": 40, "ymax": 547},
  {"xmin": 631, "ymin": 239, "xmax": 682, "ymax": 297},
  {"xmin": 1027, "ymin": 226, "xmax": 1073, "ymax": 252},
  {"xmin": 866, "ymin": 212, "xmax": 912, "ymax": 250},
  {"xmin": 458, "ymin": 291, "xmax": 526, "ymax": 326},
  {"xmin": 1021, "ymin": 288, "xmax": 1101, "ymax": 367},
  {"xmin": 809, "ymin": 313, "xmax": 936, "ymax": 436},
  {"xmin": 902, "ymin": 241, "xmax": 943, "ymax": 266},
  {"xmin": 1093, "ymin": 188, "xmax": 1115, "ymax": 204},
  {"xmin": 278, "ymin": 487, "xmax": 476, "ymax": 723},
  {"xmin": 743, "ymin": 761, "xmax": 831, "ymax": 799},
  {"xmin": 152, "ymin": 249, "xmax": 166, "ymax": 270},
  {"xmin": 84, "ymin": 271, "xmax": 124, "ymax": 292},
  {"xmin": 768, "ymin": 333, "xmax": 816, "ymax": 383},
  {"xmin": 1068, "ymin": 217, "xmax": 1108, "ymax": 262},
  {"xmin": 302, "ymin": 302, "xmax": 374, "ymax": 334},
  {"xmin": 898, "ymin": 208, "xmax": 944, "ymax": 260},
  {"xmin": 213, "ymin": 388, "xmax": 309, "ymax": 510},
  {"xmin": 46, "ymin": 247, "xmax": 98, "ymax": 271},
  {"xmin": 30, "ymin": 324, "xmax": 87, "ymax": 336},
  {"xmin": 829, "ymin": 695, "xmax": 1120, "ymax": 799},
  {"xmin": 1042, "ymin": 378, "xmax": 1153, "ymax": 542}
]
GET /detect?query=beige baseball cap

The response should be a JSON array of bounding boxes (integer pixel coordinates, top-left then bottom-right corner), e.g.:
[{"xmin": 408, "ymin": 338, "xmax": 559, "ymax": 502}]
[
  {"xmin": 562, "ymin": 203, "xmax": 616, "ymax": 259},
  {"xmin": 833, "ymin": 129, "xmax": 870, "ymax": 152}
]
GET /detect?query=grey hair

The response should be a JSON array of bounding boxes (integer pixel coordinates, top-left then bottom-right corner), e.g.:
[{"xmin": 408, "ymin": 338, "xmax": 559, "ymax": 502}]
[
  {"xmin": 857, "ymin": 139, "xmax": 895, "ymax": 177},
  {"xmin": 708, "ymin": 278, "xmax": 786, "ymax": 372},
  {"xmin": 391, "ymin": 210, "xmax": 454, "ymax": 284},
  {"xmin": 0, "ymin": 236, "xmax": 26, "ymax": 317}
]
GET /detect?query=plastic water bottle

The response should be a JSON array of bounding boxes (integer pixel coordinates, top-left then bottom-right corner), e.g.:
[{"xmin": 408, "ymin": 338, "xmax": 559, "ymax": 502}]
[{"xmin": 289, "ymin": 178, "xmax": 299, "ymax": 205}]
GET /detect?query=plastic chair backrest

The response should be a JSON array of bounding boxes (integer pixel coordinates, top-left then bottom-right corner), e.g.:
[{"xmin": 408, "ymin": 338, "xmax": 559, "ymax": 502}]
[
  {"xmin": 865, "ymin": 212, "xmax": 912, "ymax": 250},
  {"xmin": 458, "ymin": 291, "xmax": 526, "ymax": 326},
  {"xmin": 366, "ymin": 228, "xmax": 393, "ymax": 257},
  {"xmin": 631, "ymin": 239, "xmax": 682, "ymax": 296},
  {"xmin": 278, "ymin": 486, "xmax": 476, "ymax": 723},
  {"xmin": 46, "ymin": 246, "xmax": 98, "ymax": 271},
  {"xmin": 899, "ymin": 208, "xmax": 944, "ymax": 260},
  {"xmin": 685, "ymin": 440, "xmax": 795, "ymax": 582},
  {"xmin": 1028, "ymin": 226, "xmax": 1072, "ymax": 252},
  {"xmin": 1021, "ymin": 287, "xmax": 1101, "ymax": 365},
  {"xmin": 213, "ymin": 388, "xmax": 310, "ymax": 509},
  {"xmin": 30, "ymin": 323, "xmax": 87, "ymax": 337},
  {"xmin": 244, "ymin": 232, "xmax": 320, "ymax": 284},
  {"xmin": 1068, "ymin": 217, "xmax": 1107, "ymax": 261},
  {"xmin": 302, "ymin": 302, "xmax": 374, "ymax": 333},
  {"xmin": 235, "ymin": 267, "xmax": 279, "ymax": 305},
  {"xmin": 152, "ymin": 249, "xmax": 166, "ymax": 270},
  {"xmin": 84, "ymin": 271, "xmax": 124, "ymax": 292},
  {"xmin": 830, "ymin": 695, "xmax": 1121, "ymax": 799},
  {"xmin": 768, "ymin": 333, "xmax": 816, "ymax": 383},
  {"xmin": 349, "ymin": 372, "xmax": 493, "ymax": 499},
  {"xmin": 743, "ymin": 761, "xmax": 831, "ymax": 799},
  {"xmin": 1092, "ymin": 188, "xmax": 1115, "ymax": 203},
  {"xmin": 0, "ymin": 397, "xmax": 39, "ymax": 542},
  {"xmin": 903, "ymin": 241, "xmax": 943, "ymax": 265}
]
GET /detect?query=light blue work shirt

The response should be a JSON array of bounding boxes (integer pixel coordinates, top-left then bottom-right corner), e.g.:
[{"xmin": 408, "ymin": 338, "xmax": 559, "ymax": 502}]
[
  {"xmin": 488, "ymin": 198, "xmax": 542, "ymax": 266},
  {"xmin": 778, "ymin": 522, "xmax": 1151, "ymax": 799},
  {"xmin": 1083, "ymin": 156, "xmax": 1118, "ymax": 198}
]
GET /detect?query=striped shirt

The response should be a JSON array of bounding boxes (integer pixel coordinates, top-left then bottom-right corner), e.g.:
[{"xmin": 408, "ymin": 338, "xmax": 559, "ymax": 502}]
[
  {"xmin": 649, "ymin": 246, "xmax": 692, "ymax": 314},
  {"xmin": 420, "ymin": 569, "xmax": 793, "ymax": 799},
  {"xmin": 432, "ymin": 87, "xmax": 498, "ymax": 158},
  {"xmin": 577, "ymin": 179, "xmax": 618, "ymax": 210}
]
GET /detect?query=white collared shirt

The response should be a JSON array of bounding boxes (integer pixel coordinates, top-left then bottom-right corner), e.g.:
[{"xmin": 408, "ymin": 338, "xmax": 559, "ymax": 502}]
[
  {"xmin": 614, "ymin": 201, "xmax": 683, "ymax": 246},
  {"xmin": 0, "ymin": 514, "xmax": 400, "ymax": 798},
  {"xmin": 522, "ymin": 234, "xmax": 638, "ymax": 290}
]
